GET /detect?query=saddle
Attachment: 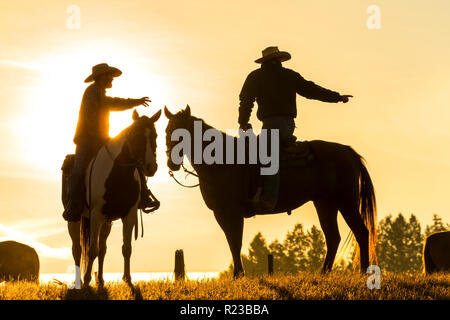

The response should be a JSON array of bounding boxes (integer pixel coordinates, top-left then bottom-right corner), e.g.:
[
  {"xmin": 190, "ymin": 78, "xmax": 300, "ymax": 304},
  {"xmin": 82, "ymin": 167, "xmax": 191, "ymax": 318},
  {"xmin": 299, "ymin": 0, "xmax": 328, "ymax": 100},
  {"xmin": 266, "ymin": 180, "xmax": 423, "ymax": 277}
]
[
  {"xmin": 61, "ymin": 154, "xmax": 76, "ymax": 208},
  {"xmin": 245, "ymin": 141, "xmax": 315, "ymax": 216},
  {"xmin": 279, "ymin": 141, "xmax": 315, "ymax": 168}
]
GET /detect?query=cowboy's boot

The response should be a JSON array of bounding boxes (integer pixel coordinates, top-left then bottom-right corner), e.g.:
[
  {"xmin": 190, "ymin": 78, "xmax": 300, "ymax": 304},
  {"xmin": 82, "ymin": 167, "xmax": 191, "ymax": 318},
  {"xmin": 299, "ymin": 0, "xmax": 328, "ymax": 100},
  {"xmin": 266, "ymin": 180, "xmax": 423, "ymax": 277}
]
[
  {"xmin": 140, "ymin": 186, "xmax": 160, "ymax": 212},
  {"xmin": 137, "ymin": 168, "xmax": 160, "ymax": 212},
  {"xmin": 249, "ymin": 188, "xmax": 276, "ymax": 212},
  {"xmin": 250, "ymin": 172, "xmax": 279, "ymax": 212},
  {"xmin": 62, "ymin": 175, "xmax": 84, "ymax": 222}
]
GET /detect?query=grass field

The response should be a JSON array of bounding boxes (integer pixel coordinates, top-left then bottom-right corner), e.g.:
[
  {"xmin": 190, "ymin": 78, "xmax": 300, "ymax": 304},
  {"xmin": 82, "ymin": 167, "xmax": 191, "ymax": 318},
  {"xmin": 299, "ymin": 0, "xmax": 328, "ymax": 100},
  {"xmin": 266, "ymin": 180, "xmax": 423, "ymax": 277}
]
[{"xmin": 0, "ymin": 272, "xmax": 448, "ymax": 300}]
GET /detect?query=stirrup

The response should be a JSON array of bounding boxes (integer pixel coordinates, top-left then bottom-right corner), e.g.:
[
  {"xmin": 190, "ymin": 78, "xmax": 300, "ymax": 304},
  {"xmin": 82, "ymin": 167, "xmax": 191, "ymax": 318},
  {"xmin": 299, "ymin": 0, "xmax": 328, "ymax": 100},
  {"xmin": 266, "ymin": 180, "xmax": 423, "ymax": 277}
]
[
  {"xmin": 140, "ymin": 199, "xmax": 160, "ymax": 213},
  {"xmin": 248, "ymin": 187, "xmax": 276, "ymax": 212}
]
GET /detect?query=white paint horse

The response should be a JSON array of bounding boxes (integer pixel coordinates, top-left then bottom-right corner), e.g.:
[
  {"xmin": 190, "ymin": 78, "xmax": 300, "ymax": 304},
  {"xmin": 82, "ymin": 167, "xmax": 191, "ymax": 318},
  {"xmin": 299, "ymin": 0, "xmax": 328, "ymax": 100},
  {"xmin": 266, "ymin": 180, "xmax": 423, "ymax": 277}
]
[
  {"xmin": 423, "ymin": 231, "xmax": 450, "ymax": 274},
  {"xmin": 67, "ymin": 109, "xmax": 161, "ymax": 288}
]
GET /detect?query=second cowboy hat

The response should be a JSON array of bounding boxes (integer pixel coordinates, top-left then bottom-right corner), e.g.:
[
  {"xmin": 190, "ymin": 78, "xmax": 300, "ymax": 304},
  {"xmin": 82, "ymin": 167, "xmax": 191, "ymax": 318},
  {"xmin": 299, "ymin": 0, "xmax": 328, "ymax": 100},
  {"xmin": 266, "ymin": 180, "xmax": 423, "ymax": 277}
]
[
  {"xmin": 84, "ymin": 63, "xmax": 122, "ymax": 83},
  {"xmin": 255, "ymin": 46, "xmax": 291, "ymax": 64}
]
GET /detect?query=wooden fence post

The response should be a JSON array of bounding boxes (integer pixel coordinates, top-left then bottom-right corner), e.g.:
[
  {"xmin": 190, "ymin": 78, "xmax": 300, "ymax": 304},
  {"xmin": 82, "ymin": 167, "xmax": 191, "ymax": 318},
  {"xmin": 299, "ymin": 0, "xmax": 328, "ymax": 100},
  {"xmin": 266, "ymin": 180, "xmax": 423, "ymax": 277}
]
[
  {"xmin": 268, "ymin": 254, "xmax": 274, "ymax": 275},
  {"xmin": 174, "ymin": 249, "xmax": 186, "ymax": 281}
]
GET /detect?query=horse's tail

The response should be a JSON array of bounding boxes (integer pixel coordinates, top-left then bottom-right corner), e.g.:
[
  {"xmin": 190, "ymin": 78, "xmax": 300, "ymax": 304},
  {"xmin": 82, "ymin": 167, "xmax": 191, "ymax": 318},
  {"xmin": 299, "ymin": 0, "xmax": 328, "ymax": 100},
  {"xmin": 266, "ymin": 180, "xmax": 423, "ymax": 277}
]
[
  {"xmin": 423, "ymin": 236, "xmax": 435, "ymax": 274},
  {"xmin": 334, "ymin": 149, "xmax": 377, "ymax": 269},
  {"xmin": 358, "ymin": 154, "xmax": 377, "ymax": 265},
  {"xmin": 359, "ymin": 156, "xmax": 377, "ymax": 263},
  {"xmin": 80, "ymin": 216, "xmax": 90, "ymax": 276}
]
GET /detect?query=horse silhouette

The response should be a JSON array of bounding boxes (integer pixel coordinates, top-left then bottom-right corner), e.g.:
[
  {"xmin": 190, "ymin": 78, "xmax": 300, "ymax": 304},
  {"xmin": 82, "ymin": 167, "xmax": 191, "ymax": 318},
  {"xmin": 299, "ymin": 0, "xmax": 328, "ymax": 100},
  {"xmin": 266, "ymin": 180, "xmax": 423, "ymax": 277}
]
[
  {"xmin": 0, "ymin": 241, "xmax": 39, "ymax": 282},
  {"xmin": 164, "ymin": 106, "xmax": 377, "ymax": 277},
  {"xmin": 423, "ymin": 231, "xmax": 450, "ymax": 274},
  {"xmin": 64, "ymin": 109, "xmax": 161, "ymax": 287}
]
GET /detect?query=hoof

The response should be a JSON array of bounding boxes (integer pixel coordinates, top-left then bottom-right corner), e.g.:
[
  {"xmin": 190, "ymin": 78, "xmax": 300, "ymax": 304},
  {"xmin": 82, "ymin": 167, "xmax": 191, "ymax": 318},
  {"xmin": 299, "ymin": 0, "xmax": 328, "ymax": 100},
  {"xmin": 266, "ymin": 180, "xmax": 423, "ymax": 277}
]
[
  {"xmin": 82, "ymin": 277, "xmax": 91, "ymax": 289},
  {"xmin": 95, "ymin": 273, "xmax": 104, "ymax": 288},
  {"xmin": 97, "ymin": 279, "xmax": 105, "ymax": 288},
  {"xmin": 122, "ymin": 275, "xmax": 132, "ymax": 286}
]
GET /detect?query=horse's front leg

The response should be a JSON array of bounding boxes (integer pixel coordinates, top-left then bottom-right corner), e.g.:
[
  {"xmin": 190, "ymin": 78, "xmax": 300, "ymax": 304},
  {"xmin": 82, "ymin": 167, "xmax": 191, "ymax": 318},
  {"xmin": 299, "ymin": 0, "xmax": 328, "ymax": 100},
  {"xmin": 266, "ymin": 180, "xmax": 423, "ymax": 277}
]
[
  {"xmin": 213, "ymin": 210, "xmax": 245, "ymax": 278},
  {"xmin": 97, "ymin": 221, "xmax": 112, "ymax": 287},
  {"xmin": 121, "ymin": 208, "xmax": 137, "ymax": 285},
  {"xmin": 83, "ymin": 211, "xmax": 102, "ymax": 288}
]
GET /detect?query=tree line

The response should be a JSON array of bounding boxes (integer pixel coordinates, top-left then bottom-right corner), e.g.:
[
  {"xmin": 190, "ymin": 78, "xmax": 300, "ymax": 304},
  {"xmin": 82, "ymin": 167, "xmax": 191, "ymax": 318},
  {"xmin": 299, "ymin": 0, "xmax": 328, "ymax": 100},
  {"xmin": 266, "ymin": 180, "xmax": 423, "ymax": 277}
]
[{"xmin": 223, "ymin": 214, "xmax": 449, "ymax": 275}]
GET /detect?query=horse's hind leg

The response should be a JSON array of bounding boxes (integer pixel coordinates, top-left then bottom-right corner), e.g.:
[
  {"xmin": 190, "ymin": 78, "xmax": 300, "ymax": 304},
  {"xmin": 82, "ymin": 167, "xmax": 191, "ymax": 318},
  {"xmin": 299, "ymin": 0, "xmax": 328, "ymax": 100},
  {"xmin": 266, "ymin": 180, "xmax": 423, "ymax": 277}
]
[
  {"xmin": 314, "ymin": 200, "xmax": 340, "ymax": 273},
  {"xmin": 68, "ymin": 221, "xmax": 81, "ymax": 267},
  {"xmin": 68, "ymin": 221, "xmax": 82, "ymax": 286},
  {"xmin": 83, "ymin": 212, "xmax": 102, "ymax": 287},
  {"xmin": 121, "ymin": 210, "xmax": 137, "ymax": 285},
  {"xmin": 339, "ymin": 202, "xmax": 369, "ymax": 273},
  {"xmin": 97, "ymin": 221, "xmax": 112, "ymax": 287}
]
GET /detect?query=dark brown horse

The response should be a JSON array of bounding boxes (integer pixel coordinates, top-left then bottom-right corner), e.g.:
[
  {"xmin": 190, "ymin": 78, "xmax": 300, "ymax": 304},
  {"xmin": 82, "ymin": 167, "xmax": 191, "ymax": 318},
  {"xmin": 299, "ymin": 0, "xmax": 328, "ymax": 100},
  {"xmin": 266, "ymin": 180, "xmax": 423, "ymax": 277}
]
[
  {"xmin": 164, "ymin": 106, "xmax": 377, "ymax": 277},
  {"xmin": 423, "ymin": 231, "xmax": 450, "ymax": 274},
  {"xmin": 0, "ymin": 241, "xmax": 40, "ymax": 282}
]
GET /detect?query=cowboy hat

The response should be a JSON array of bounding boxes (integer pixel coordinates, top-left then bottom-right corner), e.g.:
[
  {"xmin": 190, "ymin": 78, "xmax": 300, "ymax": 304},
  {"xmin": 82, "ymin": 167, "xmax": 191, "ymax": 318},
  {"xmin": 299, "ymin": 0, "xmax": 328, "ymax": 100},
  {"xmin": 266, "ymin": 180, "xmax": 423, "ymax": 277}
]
[
  {"xmin": 84, "ymin": 63, "xmax": 122, "ymax": 83},
  {"xmin": 255, "ymin": 46, "xmax": 291, "ymax": 64}
]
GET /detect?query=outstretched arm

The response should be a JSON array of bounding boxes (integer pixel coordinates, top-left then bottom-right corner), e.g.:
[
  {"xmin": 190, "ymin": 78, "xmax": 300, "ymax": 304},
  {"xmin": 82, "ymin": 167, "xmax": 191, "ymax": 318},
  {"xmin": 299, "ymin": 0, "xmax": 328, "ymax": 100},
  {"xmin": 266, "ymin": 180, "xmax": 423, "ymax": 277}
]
[
  {"xmin": 295, "ymin": 72, "xmax": 351, "ymax": 103},
  {"xmin": 104, "ymin": 96, "xmax": 151, "ymax": 111},
  {"xmin": 238, "ymin": 72, "xmax": 258, "ymax": 129}
]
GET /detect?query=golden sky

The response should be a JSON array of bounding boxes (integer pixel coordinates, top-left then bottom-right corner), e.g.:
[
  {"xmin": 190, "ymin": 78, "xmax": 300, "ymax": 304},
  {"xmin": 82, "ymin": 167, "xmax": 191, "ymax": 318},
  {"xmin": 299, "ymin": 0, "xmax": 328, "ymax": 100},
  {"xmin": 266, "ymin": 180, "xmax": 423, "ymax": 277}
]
[{"xmin": 0, "ymin": 0, "xmax": 449, "ymax": 273}]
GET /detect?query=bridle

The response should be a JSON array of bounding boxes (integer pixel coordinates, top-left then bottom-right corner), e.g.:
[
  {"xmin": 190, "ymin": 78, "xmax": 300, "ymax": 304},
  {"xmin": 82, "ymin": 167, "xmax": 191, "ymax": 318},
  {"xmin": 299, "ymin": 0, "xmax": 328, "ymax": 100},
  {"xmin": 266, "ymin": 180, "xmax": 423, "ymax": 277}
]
[
  {"xmin": 165, "ymin": 136, "xmax": 200, "ymax": 188},
  {"xmin": 168, "ymin": 163, "xmax": 200, "ymax": 188}
]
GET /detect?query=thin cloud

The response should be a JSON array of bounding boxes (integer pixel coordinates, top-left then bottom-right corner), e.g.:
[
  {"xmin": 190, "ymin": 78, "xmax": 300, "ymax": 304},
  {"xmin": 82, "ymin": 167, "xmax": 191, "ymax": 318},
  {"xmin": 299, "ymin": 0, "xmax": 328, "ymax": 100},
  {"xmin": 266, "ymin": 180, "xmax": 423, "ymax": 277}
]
[
  {"xmin": 0, "ymin": 59, "xmax": 43, "ymax": 71},
  {"xmin": 0, "ymin": 223, "xmax": 70, "ymax": 259}
]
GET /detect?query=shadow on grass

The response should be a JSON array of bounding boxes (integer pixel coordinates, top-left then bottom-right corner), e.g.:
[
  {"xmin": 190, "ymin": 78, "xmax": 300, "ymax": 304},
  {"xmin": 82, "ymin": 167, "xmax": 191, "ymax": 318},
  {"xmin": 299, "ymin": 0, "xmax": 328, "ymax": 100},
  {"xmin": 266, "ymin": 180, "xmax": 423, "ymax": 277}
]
[
  {"xmin": 63, "ymin": 286, "xmax": 110, "ymax": 300},
  {"xmin": 129, "ymin": 283, "xmax": 143, "ymax": 300},
  {"xmin": 258, "ymin": 278, "xmax": 294, "ymax": 300},
  {"xmin": 62, "ymin": 282, "xmax": 143, "ymax": 300}
]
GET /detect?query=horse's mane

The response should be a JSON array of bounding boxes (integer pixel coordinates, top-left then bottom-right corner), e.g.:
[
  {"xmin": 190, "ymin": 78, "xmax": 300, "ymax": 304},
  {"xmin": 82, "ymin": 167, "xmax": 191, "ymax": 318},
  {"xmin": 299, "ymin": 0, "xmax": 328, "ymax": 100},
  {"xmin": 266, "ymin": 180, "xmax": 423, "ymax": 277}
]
[
  {"xmin": 174, "ymin": 109, "xmax": 237, "ymax": 142},
  {"xmin": 112, "ymin": 115, "xmax": 156, "ymax": 141}
]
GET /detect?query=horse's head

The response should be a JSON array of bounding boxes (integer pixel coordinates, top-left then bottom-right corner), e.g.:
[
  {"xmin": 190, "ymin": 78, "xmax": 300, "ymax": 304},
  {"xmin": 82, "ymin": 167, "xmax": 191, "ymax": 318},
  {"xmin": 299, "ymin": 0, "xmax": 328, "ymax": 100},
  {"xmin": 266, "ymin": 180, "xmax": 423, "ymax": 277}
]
[
  {"xmin": 128, "ymin": 109, "xmax": 161, "ymax": 176},
  {"xmin": 164, "ymin": 105, "xmax": 192, "ymax": 171}
]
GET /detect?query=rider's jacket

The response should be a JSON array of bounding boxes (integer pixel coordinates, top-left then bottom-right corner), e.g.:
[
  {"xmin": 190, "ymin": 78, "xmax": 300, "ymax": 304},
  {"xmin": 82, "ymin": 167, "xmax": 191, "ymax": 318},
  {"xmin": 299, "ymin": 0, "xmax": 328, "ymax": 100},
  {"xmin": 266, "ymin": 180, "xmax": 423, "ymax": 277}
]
[
  {"xmin": 238, "ymin": 60, "xmax": 341, "ymax": 126},
  {"xmin": 73, "ymin": 83, "xmax": 141, "ymax": 146}
]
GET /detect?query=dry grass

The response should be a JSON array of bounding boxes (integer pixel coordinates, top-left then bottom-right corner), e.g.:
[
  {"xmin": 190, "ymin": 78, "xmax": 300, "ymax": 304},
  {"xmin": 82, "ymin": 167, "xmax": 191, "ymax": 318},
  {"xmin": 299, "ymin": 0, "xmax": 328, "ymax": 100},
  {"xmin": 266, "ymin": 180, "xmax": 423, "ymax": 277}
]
[{"xmin": 0, "ymin": 272, "xmax": 448, "ymax": 300}]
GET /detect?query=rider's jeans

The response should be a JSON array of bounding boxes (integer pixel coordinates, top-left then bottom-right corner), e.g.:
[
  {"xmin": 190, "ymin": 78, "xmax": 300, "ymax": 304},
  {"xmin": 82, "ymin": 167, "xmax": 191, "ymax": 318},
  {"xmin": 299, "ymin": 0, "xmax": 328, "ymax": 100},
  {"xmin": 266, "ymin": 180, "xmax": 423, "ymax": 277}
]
[
  {"xmin": 66, "ymin": 141, "xmax": 99, "ymax": 210},
  {"xmin": 260, "ymin": 116, "xmax": 297, "ymax": 205}
]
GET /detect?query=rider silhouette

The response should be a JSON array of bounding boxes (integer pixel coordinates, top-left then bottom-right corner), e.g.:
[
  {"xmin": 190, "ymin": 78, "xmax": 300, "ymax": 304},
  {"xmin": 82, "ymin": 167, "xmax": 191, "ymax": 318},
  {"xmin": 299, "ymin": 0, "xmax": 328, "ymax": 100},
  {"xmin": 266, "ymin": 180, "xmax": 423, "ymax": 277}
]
[
  {"xmin": 238, "ymin": 47, "xmax": 353, "ymax": 211},
  {"xmin": 63, "ymin": 63, "xmax": 153, "ymax": 222}
]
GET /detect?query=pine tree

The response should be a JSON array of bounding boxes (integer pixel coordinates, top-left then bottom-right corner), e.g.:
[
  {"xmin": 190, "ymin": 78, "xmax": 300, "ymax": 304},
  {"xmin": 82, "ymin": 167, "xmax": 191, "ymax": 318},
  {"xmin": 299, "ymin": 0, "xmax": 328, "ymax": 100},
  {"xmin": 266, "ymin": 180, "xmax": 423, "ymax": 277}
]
[
  {"xmin": 305, "ymin": 225, "xmax": 326, "ymax": 271},
  {"xmin": 243, "ymin": 232, "xmax": 270, "ymax": 275},
  {"xmin": 268, "ymin": 239, "xmax": 288, "ymax": 273},
  {"xmin": 376, "ymin": 213, "xmax": 423, "ymax": 272},
  {"xmin": 282, "ymin": 223, "xmax": 308, "ymax": 272},
  {"xmin": 406, "ymin": 214, "xmax": 423, "ymax": 272},
  {"xmin": 424, "ymin": 214, "xmax": 450, "ymax": 237}
]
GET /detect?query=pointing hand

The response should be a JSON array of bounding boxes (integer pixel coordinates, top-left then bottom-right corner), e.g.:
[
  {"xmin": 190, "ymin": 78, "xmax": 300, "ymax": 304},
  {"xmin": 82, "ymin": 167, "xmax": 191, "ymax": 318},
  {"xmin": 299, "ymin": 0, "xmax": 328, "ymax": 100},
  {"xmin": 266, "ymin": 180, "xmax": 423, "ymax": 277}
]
[{"xmin": 340, "ymin": 95, "xmax": 353, "ymax": 103}]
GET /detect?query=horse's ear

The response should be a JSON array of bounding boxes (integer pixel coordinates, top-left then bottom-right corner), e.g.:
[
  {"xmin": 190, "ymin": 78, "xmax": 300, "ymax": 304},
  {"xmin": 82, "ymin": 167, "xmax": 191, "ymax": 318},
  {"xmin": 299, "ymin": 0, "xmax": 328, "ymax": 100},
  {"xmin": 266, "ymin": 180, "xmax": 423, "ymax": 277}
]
[
  {"xmin": 149, "ymin": 109, "xmax": 162, "ymax": 123},
  {"xmin": 132, "ymin": 109, "xmax": 139, "ymax": 121},
  {"xmin": 185, "ymin": 104, "xmax": 191, "ymax": 116},
  {"xmin": 164, "ymin": 106, "xmax": 174, "ymax": 119}
]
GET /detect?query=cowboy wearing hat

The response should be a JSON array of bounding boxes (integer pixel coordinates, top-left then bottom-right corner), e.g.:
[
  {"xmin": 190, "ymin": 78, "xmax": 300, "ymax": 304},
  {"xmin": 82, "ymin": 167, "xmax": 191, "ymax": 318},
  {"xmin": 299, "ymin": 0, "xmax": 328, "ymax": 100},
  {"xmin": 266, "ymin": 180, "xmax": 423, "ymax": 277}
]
[
  {"xmin": 239, "ymin": 46, "xmax": 353, "ymax": 211},
  {"xmin": 63, "ymin": 63, "xmax": 154, "ymax": 222}
]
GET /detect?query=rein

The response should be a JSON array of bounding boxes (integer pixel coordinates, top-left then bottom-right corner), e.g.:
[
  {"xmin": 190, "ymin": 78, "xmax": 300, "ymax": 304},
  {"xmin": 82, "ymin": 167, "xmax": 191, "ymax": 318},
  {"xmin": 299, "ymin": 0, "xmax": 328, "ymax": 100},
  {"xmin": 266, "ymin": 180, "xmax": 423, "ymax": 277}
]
[{"xmin": 168, "ymin": 163, "xmax": 200, "ymax": 188}]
